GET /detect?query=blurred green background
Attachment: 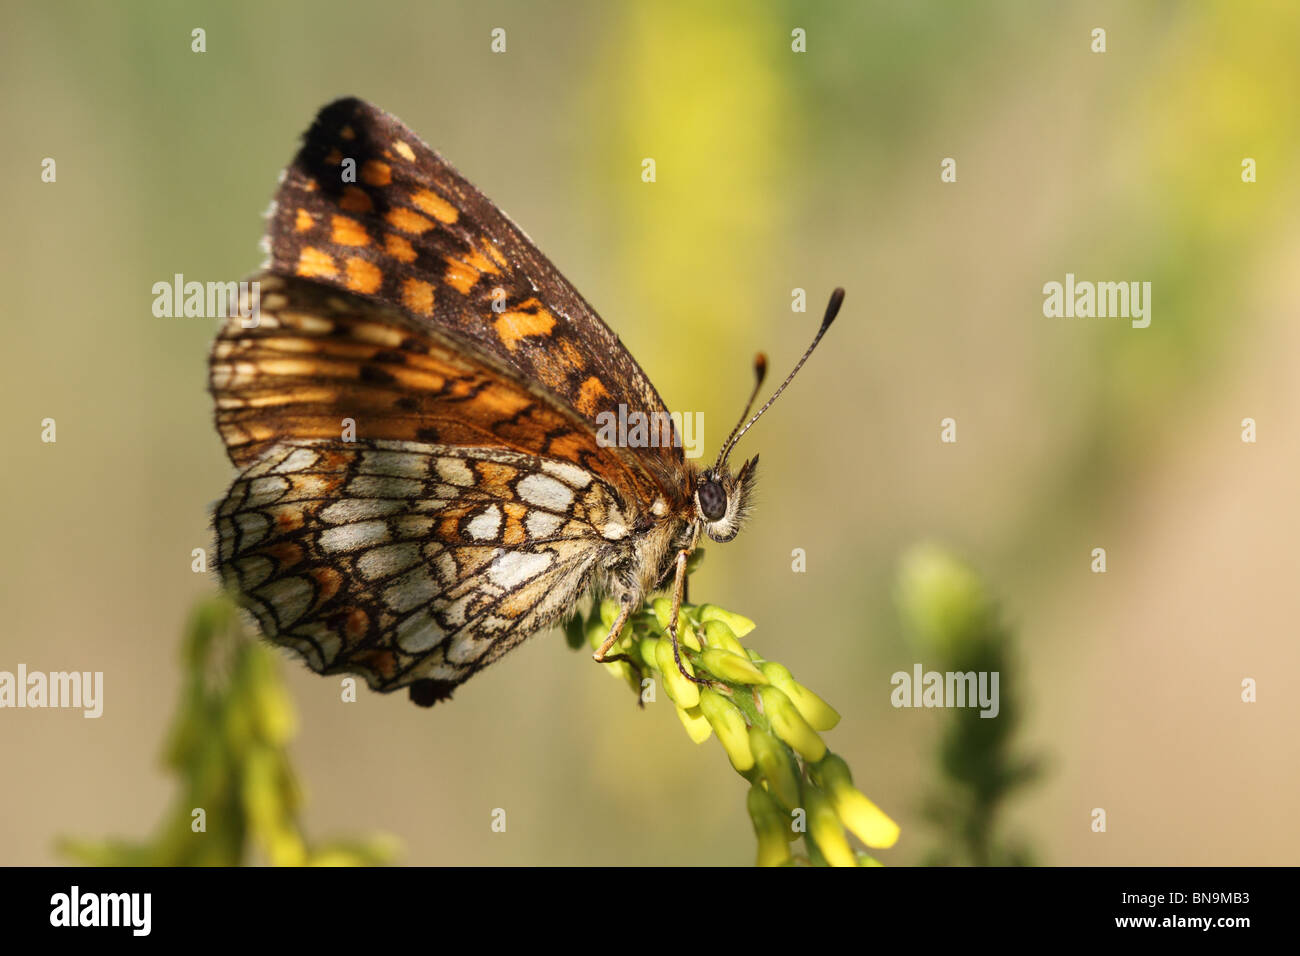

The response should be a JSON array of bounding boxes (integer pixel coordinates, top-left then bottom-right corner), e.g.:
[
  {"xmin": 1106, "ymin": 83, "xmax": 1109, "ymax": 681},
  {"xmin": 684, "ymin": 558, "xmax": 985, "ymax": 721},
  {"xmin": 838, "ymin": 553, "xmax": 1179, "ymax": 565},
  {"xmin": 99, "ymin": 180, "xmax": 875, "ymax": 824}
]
[{"xmin": 3, "ymin": 0, "xmax": 1298, "ymax": 865}]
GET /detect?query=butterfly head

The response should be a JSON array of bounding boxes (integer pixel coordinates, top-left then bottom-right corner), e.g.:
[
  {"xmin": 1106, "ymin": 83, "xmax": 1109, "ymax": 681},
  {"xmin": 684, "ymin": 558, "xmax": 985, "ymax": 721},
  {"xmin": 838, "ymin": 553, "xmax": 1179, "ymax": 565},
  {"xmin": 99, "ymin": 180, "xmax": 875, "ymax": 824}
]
[
  {"xmin": 694, "ymin": 456, "xmax": 758, "ymax": 543},
  {"xmin": 696, "ymin": 288, "xmax": 844, "ymax": 544}
]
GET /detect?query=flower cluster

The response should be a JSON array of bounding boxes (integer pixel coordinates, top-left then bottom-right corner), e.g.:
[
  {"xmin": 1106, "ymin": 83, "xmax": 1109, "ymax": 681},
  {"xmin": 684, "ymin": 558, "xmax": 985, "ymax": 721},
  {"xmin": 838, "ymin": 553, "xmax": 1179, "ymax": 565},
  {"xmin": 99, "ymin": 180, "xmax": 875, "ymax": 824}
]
[
  {"xmin": 567, "ymin": 594, "xmax": 898, "ymax": 866},
  {"xmin": 61, "ymin": 597, "xmax": 397, "ymax": 866}
]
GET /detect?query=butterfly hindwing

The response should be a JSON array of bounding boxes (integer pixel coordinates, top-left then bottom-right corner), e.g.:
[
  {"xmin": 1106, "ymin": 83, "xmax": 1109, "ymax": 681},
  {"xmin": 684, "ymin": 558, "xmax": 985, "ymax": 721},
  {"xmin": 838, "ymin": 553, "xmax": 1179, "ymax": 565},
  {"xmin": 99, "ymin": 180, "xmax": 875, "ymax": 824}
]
[{"xmin": 216, "ymin": 438, "xmax": 630, "ymax": 695}]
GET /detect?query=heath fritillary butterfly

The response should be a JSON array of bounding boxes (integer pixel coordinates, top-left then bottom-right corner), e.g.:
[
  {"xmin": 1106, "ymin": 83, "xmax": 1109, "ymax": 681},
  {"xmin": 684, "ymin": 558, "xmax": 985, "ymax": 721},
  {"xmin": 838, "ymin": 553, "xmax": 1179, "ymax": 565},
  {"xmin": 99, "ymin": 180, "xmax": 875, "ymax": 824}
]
[{"xmin": 210, "ymin": 98, "xmax": 842, "ymax": 707}]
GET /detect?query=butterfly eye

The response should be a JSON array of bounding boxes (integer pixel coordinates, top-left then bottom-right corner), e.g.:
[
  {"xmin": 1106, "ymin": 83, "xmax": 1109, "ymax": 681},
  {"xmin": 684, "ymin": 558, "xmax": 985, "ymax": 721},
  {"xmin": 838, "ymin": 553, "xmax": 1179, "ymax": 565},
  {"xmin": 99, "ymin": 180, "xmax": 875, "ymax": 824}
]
[{"xmin": 697, "ymin": 479, "xmax": 727, "ymax": 521}]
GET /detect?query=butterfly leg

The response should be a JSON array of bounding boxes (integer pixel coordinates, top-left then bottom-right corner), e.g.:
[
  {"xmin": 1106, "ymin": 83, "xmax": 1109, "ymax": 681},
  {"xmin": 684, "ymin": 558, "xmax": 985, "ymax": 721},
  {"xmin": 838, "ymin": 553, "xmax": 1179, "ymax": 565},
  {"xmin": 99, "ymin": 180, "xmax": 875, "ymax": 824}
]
[
  {"xmin": 592, "ymin": 596, "xmax": 634, "ymax": 664},
  {"xmin": 666, "ymin": 548, "xmax": 710, "ymax": 686}
]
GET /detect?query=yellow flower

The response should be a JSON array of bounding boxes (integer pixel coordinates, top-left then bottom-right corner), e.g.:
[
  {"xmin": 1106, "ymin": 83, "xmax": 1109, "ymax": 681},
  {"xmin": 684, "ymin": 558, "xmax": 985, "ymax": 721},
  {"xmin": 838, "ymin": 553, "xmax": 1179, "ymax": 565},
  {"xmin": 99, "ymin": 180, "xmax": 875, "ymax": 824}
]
[
  {"xmin": 760, "ymin": 662, "xmax": 839, "ymax": 731},
  {"xmin": 814, "ymin": 754, "xmax": 900, "ymax": 849},
  {"xmin": 676, "ymin": 704, "xmax": 713, "ymax": 744},
  {"xmin": 700, "ymin": 648, "xmax": 769, "ymax": 685},
  {"xmin": 747, "ymin": 727, "xmax": 801, "ymax": 810},
  {"xmin": 747, "ymin": 786, "xmax": 793, "ymax": 867},
  {"xmin": 804, "ymin": 783, "xmax": 855, "ymax": 867},
  {"xmin": 758, "ymin": 686, "xmax": 827, "ymax": 762},
  {"xmin": 655, "ymin": 637, "xmax": 700, "ymax": 708},
  {"xmin": 697, "ymin": 689, "xmax": 754, "ymax": 771}
]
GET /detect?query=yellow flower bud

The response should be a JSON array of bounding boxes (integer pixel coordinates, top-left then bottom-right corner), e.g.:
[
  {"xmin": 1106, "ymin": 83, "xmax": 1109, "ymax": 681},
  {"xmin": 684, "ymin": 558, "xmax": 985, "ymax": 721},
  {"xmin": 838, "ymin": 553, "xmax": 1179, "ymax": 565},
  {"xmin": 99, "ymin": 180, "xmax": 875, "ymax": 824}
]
[
  {"xmin": 697, "ymin": 604, "xmax": 756, "ymax": 637},
  {"xmin": 700, "ymin": 648, "xmax": 769, "ymax": 685},
  {"xmin": 760, "ymin": 662, "xmax": 839, "ymax": 731},
  {"xmin": 652, "ymin": 598, "xmax": 700, "ymax": 650},
  {"xmin": 622, "ymin": 661, "xmax": 644, "ymax": 695},
  {"xmin": 747, "ymin": 727, "xmax": 801, "ymax": 810},
  {"xmin": 676, "ymin": 704, "xmax": 713, "ymax": 744},
  {"xmin": 758, "ymin": 686, "xmax": 827, "ymax": 762},
  {"xmin": 637, "ymin": 636, "xmax": 661, "ymax": 671},
  {"xmin": 697, "ymin": 689, "xmax": 754, "ymax": 771},
  {"xmin": 814, "ymin": 754, "xmax": 900, "ymax": 849},
  {"xmin": 804, "ymin": 783, "xmax": 855, "ymax": 867},
  {"xmin": 655, "ymin": 637, "xmax": 700, "ymax": 708},
  {"xmin": 702, "ymin": 620, "xmax": 747, "ymax": 656},
  {"xmin": 747, "ymin": 785, "xmax": 793, "ymax": 867}
]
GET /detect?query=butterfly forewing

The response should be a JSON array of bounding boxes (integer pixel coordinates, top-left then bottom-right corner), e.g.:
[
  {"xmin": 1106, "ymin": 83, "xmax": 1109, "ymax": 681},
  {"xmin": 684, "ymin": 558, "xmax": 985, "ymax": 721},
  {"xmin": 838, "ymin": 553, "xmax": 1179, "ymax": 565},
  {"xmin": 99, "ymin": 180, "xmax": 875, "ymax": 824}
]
[
  {"xmin": 213, "ymin": 273, "xmax": 655, "ymax": 499},
  {"xmin": 265, "ymin": 97, "xmax": 685, "ymax": 493}
]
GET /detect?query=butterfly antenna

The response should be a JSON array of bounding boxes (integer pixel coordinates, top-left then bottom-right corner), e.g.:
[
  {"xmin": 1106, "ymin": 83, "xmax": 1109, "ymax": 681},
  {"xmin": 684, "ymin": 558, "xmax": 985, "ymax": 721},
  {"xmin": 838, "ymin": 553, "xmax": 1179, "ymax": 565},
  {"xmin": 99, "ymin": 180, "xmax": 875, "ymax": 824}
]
[
  {"xmin": 715, "ymin": 287, "xmax": 845, "ymax": 470},
  {"xmin": 715, "ymin": 352, "xmax": 768, "ymax": 467}
]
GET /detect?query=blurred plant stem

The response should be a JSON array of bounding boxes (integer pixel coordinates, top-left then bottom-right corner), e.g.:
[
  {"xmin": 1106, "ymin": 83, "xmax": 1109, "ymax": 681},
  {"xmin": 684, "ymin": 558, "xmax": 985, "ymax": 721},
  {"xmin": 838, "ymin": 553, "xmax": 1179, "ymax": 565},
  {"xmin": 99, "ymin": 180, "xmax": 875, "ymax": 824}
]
[
  {"xmin": 567, "ymin": 550, "xmax": 898, "ymax": 866},
  {"xmin": 896, "ymin": 543, "xmax": 1043, "ymax": 866},
  {"xmin": 59, "ymin": 596, "xmax": 397, "ymax": 866}
]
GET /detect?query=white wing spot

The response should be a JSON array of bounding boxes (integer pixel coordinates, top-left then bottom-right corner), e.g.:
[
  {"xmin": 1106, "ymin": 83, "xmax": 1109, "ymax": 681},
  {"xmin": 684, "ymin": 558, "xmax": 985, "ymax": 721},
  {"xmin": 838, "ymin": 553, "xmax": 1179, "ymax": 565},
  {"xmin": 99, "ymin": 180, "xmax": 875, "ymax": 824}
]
[
  {"xmin": 396, "ymin": 609, "xmax": 444, "ymax": 653},
  {"xmin": 600, "ymin": 520, "xmax": 629, "ymax": 541},
  {"xmin": 517, "ymin": 473, "xmax": 574, "ymax": 511},
  {"xmin": 318, "ymin": 520, "xmax": 391, "ymax": 553},
  {"xmin": 273, "ymin": 447, "xmax": 319, "ymax": 475},
  {"xmin": 384, "ymin": 565, "xmax": 439, "ymax": 613},
  {"xmin": 466, "ymin": 504, "xmax": 502, "ymax": 541},
  {"xmin": 436, "ymin": 458, "xmax": 474, "ymax": 486},
  {"xmin": 361, "ymin": 450, "xmax": 430, "ymax": 478},
  {"xmin": 234, "ymin": 512, "xmax": 270, "ymax": 548},
  {"xmin": 541, "ymin": 459, "xmax": 593, "ymax": 488},
  {"xmin": 434, "ymin": 551, "xmax": 458, "ymax": 586},
  {"xmin": 246, "ymin": 476, "xmax": 289, "ymax": 507},
  {"xmin": 319, "ymin": 498, "xmax": 405, "ymax": 524},
  {"xmin": 256, "ymin": 576, "xmax": 313, "ymax": 628},
  {"xmin": 356, "ymin": 542, "xmax": 421, "ymax": 581},
  {"xmin": 347, "ymin": 475, "xmax": 422, "ymax": 498},
  {"xmin": 488, "ymin": 551, "xmax": 553, "ymax": 588},
  {"xmin": 525, "ymin": 511, "xmax": 563, "ymax": 538}
]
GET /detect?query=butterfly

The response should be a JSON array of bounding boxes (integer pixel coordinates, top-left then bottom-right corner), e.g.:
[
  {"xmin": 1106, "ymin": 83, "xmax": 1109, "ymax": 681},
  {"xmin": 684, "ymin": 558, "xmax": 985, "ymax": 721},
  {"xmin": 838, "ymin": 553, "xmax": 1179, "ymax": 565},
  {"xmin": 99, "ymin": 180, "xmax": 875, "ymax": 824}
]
[{"xmin": 210, "ymin": 98, "xmax": 842, "ymax": 707}]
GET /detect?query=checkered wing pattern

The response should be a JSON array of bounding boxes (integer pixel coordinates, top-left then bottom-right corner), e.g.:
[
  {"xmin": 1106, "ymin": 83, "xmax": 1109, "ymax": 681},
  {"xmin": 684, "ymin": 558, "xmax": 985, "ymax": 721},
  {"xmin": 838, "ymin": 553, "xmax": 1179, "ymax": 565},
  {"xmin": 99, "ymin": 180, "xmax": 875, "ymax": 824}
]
[{"xmin": 212, "ymin": 277, "xmax": 667, "ymax": 700}]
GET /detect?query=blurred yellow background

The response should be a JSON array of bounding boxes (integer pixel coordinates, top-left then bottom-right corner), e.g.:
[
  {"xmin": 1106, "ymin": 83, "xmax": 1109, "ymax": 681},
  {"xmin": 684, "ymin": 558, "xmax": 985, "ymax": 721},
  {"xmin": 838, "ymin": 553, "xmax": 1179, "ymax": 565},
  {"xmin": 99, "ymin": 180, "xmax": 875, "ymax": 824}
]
[{"xmin": 2, "ymin": 0, "xmax": 1298, "ymax": 865}]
